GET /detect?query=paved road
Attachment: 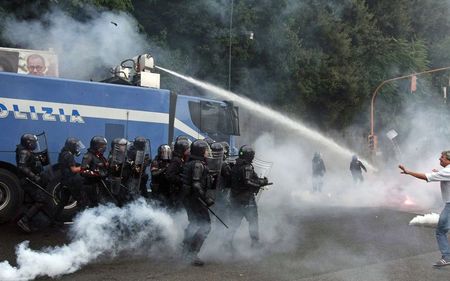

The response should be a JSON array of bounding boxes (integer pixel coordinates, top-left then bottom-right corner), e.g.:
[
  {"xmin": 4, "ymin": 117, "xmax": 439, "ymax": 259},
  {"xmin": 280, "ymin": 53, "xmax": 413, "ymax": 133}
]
[{"xmin": 1, "ymin": 207, "xmax": 449, "ymax": 281}]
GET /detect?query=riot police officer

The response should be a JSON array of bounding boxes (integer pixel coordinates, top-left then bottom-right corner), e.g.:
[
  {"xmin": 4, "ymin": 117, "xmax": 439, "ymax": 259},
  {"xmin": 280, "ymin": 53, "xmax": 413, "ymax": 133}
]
[
  {"xmin": 126, "ymin": 136, "xmax": 150, "ymax": 199},
  {"xmin": 52, "ymin": 137, "xmax": 85, "ymax": 223},
  {"xmin": 80, "ymin": 136, "xmax": 108, "ymax": 207},
  {"xmin": 16, "ymin": 134, "xmax": 49, "ymax": 232},
  {"xmin": 150, "ymin": 144, "xmax": 171, "ymax": 205},
  {"xmin": 228, "ymin": 145, "xmax": 270, "ymax": 249},
  {"xmin": 107, "ymin": 138, "xmax": 130, "ymax": 205},
  {"xmin": 181, "ymin": 139, "xmax": 214, "ymax": 266},
  {"xmin": 165, "ymin": 138, "xmax": 190, "ymax": 209},
  {"xmin": 213, "ymin": 141, "xmax": 232, "ymax": 222}
]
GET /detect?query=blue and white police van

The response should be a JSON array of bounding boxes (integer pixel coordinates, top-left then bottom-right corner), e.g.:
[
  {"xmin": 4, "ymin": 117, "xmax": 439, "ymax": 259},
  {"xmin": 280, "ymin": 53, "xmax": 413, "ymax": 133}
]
[{"xmin": 0, "ymin": 50, "xmax": 240, "ymax": 223}]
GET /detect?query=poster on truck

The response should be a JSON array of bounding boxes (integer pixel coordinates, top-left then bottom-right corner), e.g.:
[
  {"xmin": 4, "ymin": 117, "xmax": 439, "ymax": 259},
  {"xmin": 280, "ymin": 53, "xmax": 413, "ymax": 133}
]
[{"xmin": 0, "ymin": 47, "xmax": 59, "ymax": 77}]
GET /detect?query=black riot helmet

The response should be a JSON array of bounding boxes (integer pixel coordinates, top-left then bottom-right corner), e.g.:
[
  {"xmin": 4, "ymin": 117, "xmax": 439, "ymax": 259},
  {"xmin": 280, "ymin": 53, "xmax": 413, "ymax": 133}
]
[
  {"xmin": 208, "ymin": 142, "xmax": 224, "ymax": 172},
  {"xmin": 173, "ymin": 138, "xmax": 190, "ymax": 157},
  {"xmin": 110, "ymin": 137, "xmax": 129, "ymax": 157},
  {"xmin": 158, "ymin": 144, "xmax": 172, "ymax": 160},
  {"xmin": 90, "ymin": 136, "xmax": 107, "ymax": 154},
  {"xmin": 111, "ymin": 138, "xmax": 128, "ymax": 149},
  {"xmin": 64, "ymin": 137, "xmax": 85, "ymax": 156},
  {"xmin": 190, "ymin": 139, "xmax": 210, "ymax": 160},
  {"xmin": 238, "ymin": 145, "xmax": 255, "ymax": 162},
  {"xmin": 20, "ymin": 134, "xmax": 38, "ymax": 150},
  {"xmin": 210, "ymin": 142, "xmax": 223, "ymax": 154},
  {"xmin": 133, "ymin": 136, "xmax": 147, "ymax": 151},
  {"xmin": 221, "ymin": 141, "xmax": 230, "ymax": 159}
]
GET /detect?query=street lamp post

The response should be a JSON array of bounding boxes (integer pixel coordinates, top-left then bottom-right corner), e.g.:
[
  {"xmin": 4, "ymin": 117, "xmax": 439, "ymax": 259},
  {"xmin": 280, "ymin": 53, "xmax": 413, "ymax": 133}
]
[{"xmin": 369, "ymin": 66, "xmax": 450, "ymax": 153}]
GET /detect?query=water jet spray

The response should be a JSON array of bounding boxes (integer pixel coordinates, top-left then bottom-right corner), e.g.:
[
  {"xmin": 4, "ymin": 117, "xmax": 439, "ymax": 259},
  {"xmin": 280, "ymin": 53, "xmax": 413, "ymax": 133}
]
[{"xmin": 155, "ymin": 65, "xmax": 376, "ymax": 171}]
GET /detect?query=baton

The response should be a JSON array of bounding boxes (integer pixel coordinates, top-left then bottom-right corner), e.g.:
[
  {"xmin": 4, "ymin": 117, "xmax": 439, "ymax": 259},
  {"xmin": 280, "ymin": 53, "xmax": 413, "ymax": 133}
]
[
  {"xmin": 25, "ymin": 178, "xmax": 56, "ymax": 200},
  {"xmin": 198, "ymin": 197, "xmax": 228, "ymax": 229},
  {"xmin": 100, "ymin": 179, "xmax": 120, "ymax": 205}
]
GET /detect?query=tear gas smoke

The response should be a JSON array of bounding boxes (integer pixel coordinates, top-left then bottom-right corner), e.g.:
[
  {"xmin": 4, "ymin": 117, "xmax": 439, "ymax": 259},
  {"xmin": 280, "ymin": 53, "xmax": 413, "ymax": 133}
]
[
  {"xmin": 155, "ymin": 65, "xmax": 376, "ymax": 171},
  {"xmin": 409, "ymin": 213, "xmax": 439, "ymax": 228},
  {"xmin": 0, "ymin": 200, "xmax": 183, "ymax": 281},
  {"xmin": 3, "ymin": 8, "xmax": 148, "ymax": 80}
]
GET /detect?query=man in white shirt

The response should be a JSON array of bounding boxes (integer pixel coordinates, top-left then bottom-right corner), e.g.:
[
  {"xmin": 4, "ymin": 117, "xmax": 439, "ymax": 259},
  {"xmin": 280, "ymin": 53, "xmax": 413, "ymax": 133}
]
[{"xmin": 399, "ymin": 151, "xmax": 450, "ymax": 267}]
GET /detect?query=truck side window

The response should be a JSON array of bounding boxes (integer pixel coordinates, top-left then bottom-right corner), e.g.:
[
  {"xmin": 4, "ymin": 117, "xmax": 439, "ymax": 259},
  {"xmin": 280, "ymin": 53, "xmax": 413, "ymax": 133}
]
[
  {"xmin": 105, "ymin": 123, "xmax": 125, "ymax": 144},
  {"xmin": 188, "ymin": 101, "xmax": 240, "ymax": 136}
]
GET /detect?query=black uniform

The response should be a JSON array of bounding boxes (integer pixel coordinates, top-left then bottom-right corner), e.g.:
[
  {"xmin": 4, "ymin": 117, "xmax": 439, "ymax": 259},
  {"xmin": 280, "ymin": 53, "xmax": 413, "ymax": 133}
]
[
  {"xmin": 165, "ymin": 138, "xmax": 190, "ymax": 209},
  {"xmin": 165, "ymin": 156, "xmax": 184, "ymax": 206},
  {"xmin": 107, "ymin": 138, "xmax": 130, "ymax": 205},
  {"xmin": 228, "ymin": 146, "xmax": 269, "ymax": 248},
  {"xmin": 150, "ymin": 157, "xmax": 171, "ymax": 203},
  {"xmin": 15, "ymin": 134, "xmax": 48, "ymax": 232},
  {"xmin": 81, "ymin": 148, "xmax": 108, "ymax": 206},
  {"xmin": 53, "ymin": 148, "xmax": 84, "ymax": 221},
  {"xmin": 180, "ymin": 140, "xmax": 214, "ymax": 266},
  {"xmin": 126, "ymin": 143, "xmax": 150, "ymax": 199},
  {"xmin": 214, "ymin": 159, "xmax": 232, "ymax": 220}
]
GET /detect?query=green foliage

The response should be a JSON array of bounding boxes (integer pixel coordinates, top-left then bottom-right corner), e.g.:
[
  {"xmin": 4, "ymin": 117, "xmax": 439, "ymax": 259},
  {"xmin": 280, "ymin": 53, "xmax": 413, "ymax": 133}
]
[{"xmin": 2, "ymin": 0, "xmax": 450, "ymax": 136}]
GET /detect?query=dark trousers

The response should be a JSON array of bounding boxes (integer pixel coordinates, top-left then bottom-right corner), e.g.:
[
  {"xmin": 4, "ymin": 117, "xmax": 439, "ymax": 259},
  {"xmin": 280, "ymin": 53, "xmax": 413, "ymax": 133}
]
[
  {"xmin": 228, "ymin": 195, "xmax": 259, "ymax": 243},
  {"xmin": 20, "ymin": 179, "xmax": 48, "ymax": 220},
  {"xmin": 182, "ymin": 196, "xmax": 211, "ymax": 255}
]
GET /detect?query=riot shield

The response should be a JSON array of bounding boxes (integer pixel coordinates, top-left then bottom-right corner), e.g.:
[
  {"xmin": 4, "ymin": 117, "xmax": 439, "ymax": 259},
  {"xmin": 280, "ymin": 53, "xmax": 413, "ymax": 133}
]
[
  {"xmin": 111, "ymin": 141, "xmax": 128, "ymax": 166},
  {"xmin": 33, "ymin": 132, "xmax": 50, "ymax": 167},
  {"xmin": 129, "ymin": 139, "xmax": 150, "ymax": 197},
  {"xmin": 206, "ymin": 148, "xmax": 224, "ymax": 174},
  {"xmin": 109, "ymin": 140, "xmax": 129, "ymax": 195},
  {"xmin": 206, "ymin": 143, "xmax": 224, "ymax": 192},
  {"xmin": 253, "ymin": 157, "xmax": 273, "ymax": 178},
  {"xmin": 253, "ymin": 157, "xmax": 273, "ymax": 202}
]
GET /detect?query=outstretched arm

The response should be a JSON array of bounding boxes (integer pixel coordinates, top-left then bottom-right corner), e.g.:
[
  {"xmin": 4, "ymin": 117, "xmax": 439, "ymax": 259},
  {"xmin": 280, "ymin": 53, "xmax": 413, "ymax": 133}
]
[{"xmin": 398, "ymin": 164, "xmax": 427, "ymax": 181}]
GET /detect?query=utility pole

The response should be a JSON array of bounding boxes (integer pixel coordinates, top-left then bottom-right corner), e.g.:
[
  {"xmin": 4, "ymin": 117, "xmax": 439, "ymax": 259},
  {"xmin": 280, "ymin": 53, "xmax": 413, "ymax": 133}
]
[{"xmin": 228, "ymin": 0, "xmax": 234, "ymax": 91}]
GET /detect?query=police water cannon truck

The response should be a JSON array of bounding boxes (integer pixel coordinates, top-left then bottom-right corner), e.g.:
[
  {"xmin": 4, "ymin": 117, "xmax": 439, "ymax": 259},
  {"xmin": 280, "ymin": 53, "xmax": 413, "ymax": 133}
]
[{"xmin": 0, "ymin": 47, "xmax": 240, "ymax": 223}]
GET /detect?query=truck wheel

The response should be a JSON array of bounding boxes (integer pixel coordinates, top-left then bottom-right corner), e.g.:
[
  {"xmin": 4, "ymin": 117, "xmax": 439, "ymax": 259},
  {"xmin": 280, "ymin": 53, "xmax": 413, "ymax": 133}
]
[
  {"xmin": 49, "ymin": 181, "xmax": 80, "ymax": 222},
  {"xmin": 0, "ymin": 169, "xmax": 22, "ymax": 223}
]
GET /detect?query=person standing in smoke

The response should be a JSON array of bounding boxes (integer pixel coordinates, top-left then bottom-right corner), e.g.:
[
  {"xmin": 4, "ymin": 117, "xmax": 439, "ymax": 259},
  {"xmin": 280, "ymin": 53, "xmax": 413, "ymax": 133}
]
[
  {"xmin": 350, "ymin": 155, "xmax": 367, "ymax": 184},
  {"xmin": 126, "ymin": 136, "xmax": 151, "ymax": 199},
  {"xmin": 16, "ymin": 134, "xmax": 50, "ymax": 233},
  {"xmin": 399, "ymin": 151, "xmax": 450, "ymax": 267},
  {"xmin": 312, "ymin": 152, "xmax": 326, "ymax": 192},
  {"xmin": 165, "ymin": 137, "xmax": 190, "ymax": 210},
  {"xmin": 80, "ymin": 136, "xmax": 108, "ymax": 207},
  {"xmin": 52, "ymin": 137, "xmax": 86, "ymax": 224},
  {"xmin": 228, "ymin": 145, "xmax": 270, "ymax": 249},
  {"xmin": 150, "ymin": 144, "xmax": 172, "ymax": 205},
  {"xmin": 180, "ymin": 139, "xmax": 214, "ymax": 266}
]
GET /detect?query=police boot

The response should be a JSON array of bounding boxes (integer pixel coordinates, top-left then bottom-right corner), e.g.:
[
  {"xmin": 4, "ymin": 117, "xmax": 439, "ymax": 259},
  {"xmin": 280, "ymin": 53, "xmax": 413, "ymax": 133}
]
[
  {"xmin": 17, "ymin": 216, "xmax": 32, "ymax": 233},
  {"xmin": 191, "ymin": 255, "xmax": 204, "ymax": 267}
]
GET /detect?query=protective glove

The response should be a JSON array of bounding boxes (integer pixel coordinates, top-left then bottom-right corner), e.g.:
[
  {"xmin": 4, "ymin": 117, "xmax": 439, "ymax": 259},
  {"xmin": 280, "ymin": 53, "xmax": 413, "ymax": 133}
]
[
  {"xmin": 204, "ymin": 197, "xmax": 215, "ymax": 207},
  {"xmin": 260, "ymin": 177, "xmax": 269, "ymax": 186}
]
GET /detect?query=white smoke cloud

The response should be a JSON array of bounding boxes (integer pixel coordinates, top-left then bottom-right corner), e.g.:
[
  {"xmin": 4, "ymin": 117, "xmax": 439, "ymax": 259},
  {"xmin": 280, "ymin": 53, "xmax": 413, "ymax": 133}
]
[
  {"xmin": 3, "ymin": 8, "xmax": 148, "ymax": 80},
  {"xmin": 0, "ymin": 199, "xmax": 182, "ymax": 280},
  {"xmin": 409, "ymin": 213, "xmax": 439, "ymax": 228}
]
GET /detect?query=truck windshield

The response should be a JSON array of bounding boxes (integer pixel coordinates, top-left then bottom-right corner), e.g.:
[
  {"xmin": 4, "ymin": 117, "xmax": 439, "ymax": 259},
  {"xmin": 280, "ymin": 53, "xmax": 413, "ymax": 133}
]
[{"xmin": 188, "ymin": 100, "xmax": 240, "ymax": 138}]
